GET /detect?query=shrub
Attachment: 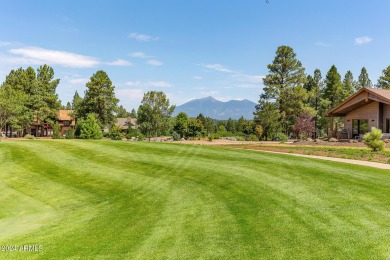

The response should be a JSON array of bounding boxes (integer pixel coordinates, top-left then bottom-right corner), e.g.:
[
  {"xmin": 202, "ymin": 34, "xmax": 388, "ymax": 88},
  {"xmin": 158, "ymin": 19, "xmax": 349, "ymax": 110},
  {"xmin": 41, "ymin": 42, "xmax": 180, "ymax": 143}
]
[
  {"xmin": 24, "ymin": 134, "xmax": 35, "ymax": 139},
  {"xmin": 171, "ymin": 131, "xmax": 180, "ymax": 141},
  {"xmin": 363, "ymin": 127, "xmax": 385, "ymax": 152},
  {"xmin": 137, "ymin": 133, "xmax": 145, "ymax": 141},
  {"xmin": 80, "ymin": 113, "xmax": 103, "ymax": 140},
  {"xmin": 52, "ymin": 122, "xmax": 61, "ymax": 139},
  {"xmin": 208, "ymin": 135, "xmax": 213, "ymax": 142},
  {"xmin": 274, "ymin": 132, "xmax": 288, "ymax": 143},
  {"xmin": 109, "ymin": 124, "xmax": 123, "ymax": 140},
  {"xmin": 65, "ymin": 127, "xmax": 75, "ymax": 139},
  {"xmin": 246, "ymin": 134, "xmax": 259, "ymax": 141}
]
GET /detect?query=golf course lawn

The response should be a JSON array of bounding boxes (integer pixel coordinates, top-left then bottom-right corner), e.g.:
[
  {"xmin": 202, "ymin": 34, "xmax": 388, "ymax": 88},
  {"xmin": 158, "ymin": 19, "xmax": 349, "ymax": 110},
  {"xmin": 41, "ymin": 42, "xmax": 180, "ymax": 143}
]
[{"xmin": 1, "ymin": 140, "xmax": 390, "ymax": 259}]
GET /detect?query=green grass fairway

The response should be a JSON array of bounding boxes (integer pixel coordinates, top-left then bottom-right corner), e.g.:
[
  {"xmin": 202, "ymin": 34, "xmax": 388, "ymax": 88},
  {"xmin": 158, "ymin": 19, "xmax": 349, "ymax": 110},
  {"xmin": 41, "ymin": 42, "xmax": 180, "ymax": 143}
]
[{"xmin": 1, "ymin": 140, "xmax": 390, "ymax": 259}]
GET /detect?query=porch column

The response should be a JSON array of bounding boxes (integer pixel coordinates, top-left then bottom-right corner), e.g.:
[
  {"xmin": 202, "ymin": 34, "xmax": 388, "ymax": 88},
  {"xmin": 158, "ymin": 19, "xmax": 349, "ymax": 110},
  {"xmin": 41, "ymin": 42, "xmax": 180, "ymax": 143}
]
[{"xmin": 329, "ymin": 116, "xmax": 334, "ymax": 137}]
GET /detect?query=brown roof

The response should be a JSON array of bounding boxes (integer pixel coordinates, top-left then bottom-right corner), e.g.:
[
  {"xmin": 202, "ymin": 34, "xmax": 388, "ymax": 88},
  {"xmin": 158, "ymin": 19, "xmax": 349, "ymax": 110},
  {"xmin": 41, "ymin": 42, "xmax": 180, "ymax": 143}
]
[
  {"xmin": 115, "ymin": 117, "xmax": 137, "ymax": 129},
  {"xmin": 327, "ymin": 88, "xmax": 390, "ymax": 116},
  {"xmin": 58, "ymin": 110, "xmax": 73, "ymax": 121},
  {"xmin": 367, "ymin": 88, "xmax": 390, "ymax": 101}
]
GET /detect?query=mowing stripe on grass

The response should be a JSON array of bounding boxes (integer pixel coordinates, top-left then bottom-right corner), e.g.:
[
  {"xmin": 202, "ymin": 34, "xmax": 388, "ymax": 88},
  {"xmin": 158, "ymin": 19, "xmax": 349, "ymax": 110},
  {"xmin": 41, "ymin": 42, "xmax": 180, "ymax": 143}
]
[{"xmin": 1, "ymin": 140, "xmax": 390, "ymax": 259}]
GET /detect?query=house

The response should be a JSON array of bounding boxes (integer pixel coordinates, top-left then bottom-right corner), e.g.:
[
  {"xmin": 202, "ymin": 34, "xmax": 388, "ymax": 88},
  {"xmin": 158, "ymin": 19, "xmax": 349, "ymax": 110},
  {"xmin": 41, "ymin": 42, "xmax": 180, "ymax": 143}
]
[
  {"xmin": 116, "ymin": 117, "xmax": 137, "ymax": 131},
  {"xmin": 57, "ymin": 110, "xmax": 76, "ymax": 136},
  {"xmin": 103, "ymin": 117, "xmax": 137, "ymax": 132},
  {"xmin": 326, "ymin": 88, "xmax": 390, "ymax": 139},
  {"xmin": 30, "ymin": 110, "xmax": 75, "ymax": 137}
]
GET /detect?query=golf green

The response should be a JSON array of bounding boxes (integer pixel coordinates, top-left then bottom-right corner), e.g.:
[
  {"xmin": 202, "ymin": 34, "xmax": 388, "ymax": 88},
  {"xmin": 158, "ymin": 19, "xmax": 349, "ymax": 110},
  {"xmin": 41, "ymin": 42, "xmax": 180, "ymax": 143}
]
[{"xmin": 1, "ymin": 140, "xmax": 390, "ymax": 259}]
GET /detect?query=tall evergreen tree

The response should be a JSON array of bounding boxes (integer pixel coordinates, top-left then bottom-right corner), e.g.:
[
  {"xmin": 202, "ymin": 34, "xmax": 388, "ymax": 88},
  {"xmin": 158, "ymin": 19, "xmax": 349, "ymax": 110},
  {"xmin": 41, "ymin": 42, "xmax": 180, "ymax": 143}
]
[
  {"xmin": 130, "ymin": 109, "xmax": 137, "ymax": 118},
  {"xmin": 72, "ymin": 90, "xmax": 83, "ymax": 110},
  {"xmin": 324, "ymin": 65, "xmax": 343, "ymax": 109},
  {"xmin": 305, "ymin": 69, "xmax": 325, "ymax": 137},
  {"xmin": 342, "ymin": 71, "xmax": 356, "ymax": 98},
  {"xmin": 262, "ymin": 45, "xmax": 307, "ymax": 134},
  {"xmin": 78, "ymin": 70, "xmax": 119, "ymax": 127},
  {"xmin": 357, "ymin": 67, "xmax": 373, "ymax": 90},
  {"xmin": 376, "ymin": 65, "xmax": 390, "ymax": 89}
]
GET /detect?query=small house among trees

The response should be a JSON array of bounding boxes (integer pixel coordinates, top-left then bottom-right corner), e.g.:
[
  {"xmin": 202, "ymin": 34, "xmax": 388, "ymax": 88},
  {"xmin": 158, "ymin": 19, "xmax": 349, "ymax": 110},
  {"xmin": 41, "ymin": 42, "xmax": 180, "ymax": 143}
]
[
  {"xmin": 30, "ymin": 110, "xmax": 75, "ymax": 137},
  {"xmin": 327, "ymin": 88, "xmax": 390, "ymax": 139}
]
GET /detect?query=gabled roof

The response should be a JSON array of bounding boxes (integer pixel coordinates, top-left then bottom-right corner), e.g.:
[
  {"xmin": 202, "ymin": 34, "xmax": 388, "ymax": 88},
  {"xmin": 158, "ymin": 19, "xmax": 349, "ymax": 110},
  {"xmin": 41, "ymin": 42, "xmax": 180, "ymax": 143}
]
[
  {"xmin": 58, "ymin": 110, "xmax": 73, "ymax": 121},
  {"xmin": 326, "ymin": 88, "xmax": 390, "ymax": 117},
  {"xmin": 115, "ymin": 117, "xmax": 137, "ymax": 129}
]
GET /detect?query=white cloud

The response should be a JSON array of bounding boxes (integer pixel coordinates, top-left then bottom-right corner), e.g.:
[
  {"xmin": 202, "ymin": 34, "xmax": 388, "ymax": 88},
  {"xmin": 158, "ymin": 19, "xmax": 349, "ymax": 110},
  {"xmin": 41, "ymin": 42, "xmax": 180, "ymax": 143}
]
[
  {"xmin": 193, "ymin": 76, "xmax": 202, "ymax": 80},
  {"xmin": 355, "ymin": 36, "xmax": 373, "ymax": 45},
  {"xmin": 202, "ymin": 63, "xmax": 234, "ymax": 73},
  {"xmin": 106, "ymin": 59, "xmax": 132, "ymax": 66},
  {"xmin": 146, "ymin": 59, "xmax": 163, "ymax": 66},
  {"xmin": 128, "ymin": 32, "xmax": 159, "ymax": 42},
  {"xmin": 9, "ymin": 47, "xmax": 100, "ymax": 68},
  {"xmin": 130, "ymin": 52, "xmax": 150, "ymax": 58},
  {"xmin": 126, "ymin": 81, "xmax": 172, "ymax": 88}
]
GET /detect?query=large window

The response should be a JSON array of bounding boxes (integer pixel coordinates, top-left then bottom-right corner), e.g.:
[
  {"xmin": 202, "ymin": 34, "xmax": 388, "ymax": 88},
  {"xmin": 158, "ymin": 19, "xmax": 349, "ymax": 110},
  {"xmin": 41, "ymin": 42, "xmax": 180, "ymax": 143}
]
[
  {"xmin": 352, "ymin": 119, "xmax": 369, "ymax": 138},
  {"xmin": 63, "ymin": 121, "xmax": 70, "ymax": 126}
]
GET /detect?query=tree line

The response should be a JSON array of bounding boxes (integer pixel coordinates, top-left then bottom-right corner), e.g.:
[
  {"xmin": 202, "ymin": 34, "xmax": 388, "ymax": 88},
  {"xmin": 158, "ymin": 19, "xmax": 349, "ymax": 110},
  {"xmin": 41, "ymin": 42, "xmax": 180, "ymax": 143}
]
[
  {"xmin": 255, "ymin": 45, "xmax": 390, "ymax": 140},
  {"xmin": 2, "ymin": 45, "xmax": 390, "ymax": 140}
]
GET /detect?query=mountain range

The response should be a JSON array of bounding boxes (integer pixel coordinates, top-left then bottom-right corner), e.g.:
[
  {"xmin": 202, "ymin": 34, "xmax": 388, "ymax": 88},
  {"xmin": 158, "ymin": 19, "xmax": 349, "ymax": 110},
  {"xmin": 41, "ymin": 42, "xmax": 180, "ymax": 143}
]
[{"xmin": 173, "ymin": 96, "xmax": 257, "ymax": 120}]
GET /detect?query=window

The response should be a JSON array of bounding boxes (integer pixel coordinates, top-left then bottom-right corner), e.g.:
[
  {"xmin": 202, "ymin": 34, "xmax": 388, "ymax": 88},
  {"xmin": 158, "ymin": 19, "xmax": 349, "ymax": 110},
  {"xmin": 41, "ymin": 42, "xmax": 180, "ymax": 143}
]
[
  {"xmin": 63, "ymin": 121, "xmax": 70, "ymax": 126},
  {"xmin": 386, "ymin": 119, "xmax": 389, "ymax": 133},
  {"xmin": 352, "ymin": 119, "xmax": 369, "ymax": 137}
]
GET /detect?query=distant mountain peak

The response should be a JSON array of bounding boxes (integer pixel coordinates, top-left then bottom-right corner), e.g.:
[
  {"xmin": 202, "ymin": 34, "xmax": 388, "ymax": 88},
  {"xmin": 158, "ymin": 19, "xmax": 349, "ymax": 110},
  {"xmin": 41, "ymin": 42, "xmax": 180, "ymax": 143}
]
[{"xmin": 174, "ymin": 96, "xmax": 256, "ymax": 120}]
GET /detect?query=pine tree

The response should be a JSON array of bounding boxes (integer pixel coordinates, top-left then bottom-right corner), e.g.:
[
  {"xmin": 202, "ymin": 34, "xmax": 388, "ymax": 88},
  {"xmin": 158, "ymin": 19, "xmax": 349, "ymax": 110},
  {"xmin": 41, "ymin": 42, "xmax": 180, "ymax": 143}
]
[
  {"xmin": 79, "ymin": 70, "xmax": 119, "ymax": 127},
  {"xmin": 343, "ymin": 71, "xmax": 356, "ymax": 98},
  {"xmin": 376, "ymin": 65, "xmax": 390, "ymax": 89},
  {"xmin": 72, "ymin": 90, "xmax": 83, "ymax": 110},
  {"xmin": 324, "ymin": 65, "xmax": 343, "ymax": 109},
  {"xmin": 262, "ymin": 45, "xmax": 307, "ymax": 134},
  {"xmin": 357, "ymin": 67, "xmax": 372, "ymax": 90}
]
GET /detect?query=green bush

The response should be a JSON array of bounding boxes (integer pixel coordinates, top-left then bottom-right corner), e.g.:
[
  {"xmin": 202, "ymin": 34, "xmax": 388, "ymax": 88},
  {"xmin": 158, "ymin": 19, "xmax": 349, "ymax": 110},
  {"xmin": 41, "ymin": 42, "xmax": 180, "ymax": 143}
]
[
  {"xmin": 363, "ymin": 127, "xmax": 385, "ymax": 152},
  {"xmin": 52, "ymin": 122, "xmax": 61, "ymax": 139},
  {"xmin": 103, "ymin": 132, "xmax": 109, "ymax": 138},
  {"xmin": 108, "ymin": 125, "xmax": 123, "ymax": 140},
  {"xmin": 24, "ymin": 134, "xmax": 35, "ymax": 139},
  {"xmin": 274, "ymin": 132, "xmax": 288, "ymax": 143},
  {"xmin": 80, "ymin": 114, "xmax": 103, "ymax": 140},
  {"xmin": 137, "ymin": 133, "xmax": 145, "ymax": 141},
  {"xmin": 65, "ymin": 127, "xmax": 75, "ymax": 139},
  {"xmin": 208, "ymin": 135, "xmax": 213, "ymax": 142},
  {"xmin": 246, "ymin": 134, "xmax": 259, "ymax": 141},
  {"xmin": 171, "ymin": 131, "xmax": 180, "ymax": 141}
]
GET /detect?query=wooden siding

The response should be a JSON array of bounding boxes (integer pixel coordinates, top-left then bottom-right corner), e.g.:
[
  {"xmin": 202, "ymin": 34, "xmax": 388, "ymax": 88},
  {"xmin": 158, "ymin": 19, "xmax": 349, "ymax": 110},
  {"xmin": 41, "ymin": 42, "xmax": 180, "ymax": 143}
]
[
  {"xmin": 345, "ymin": 102, "xmax": 379, "ymax": 133},
  {"xmin": 384, "ymin": 104, "xmax": 390, "ymax": 133}
]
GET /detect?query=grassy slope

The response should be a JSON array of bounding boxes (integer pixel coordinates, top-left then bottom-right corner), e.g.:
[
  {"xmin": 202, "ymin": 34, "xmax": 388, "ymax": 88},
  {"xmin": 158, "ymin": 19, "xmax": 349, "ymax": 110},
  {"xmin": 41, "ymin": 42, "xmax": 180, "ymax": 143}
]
[{"xmin": 1, "ymin": 140, "xmax": 390, "ymax": 259}]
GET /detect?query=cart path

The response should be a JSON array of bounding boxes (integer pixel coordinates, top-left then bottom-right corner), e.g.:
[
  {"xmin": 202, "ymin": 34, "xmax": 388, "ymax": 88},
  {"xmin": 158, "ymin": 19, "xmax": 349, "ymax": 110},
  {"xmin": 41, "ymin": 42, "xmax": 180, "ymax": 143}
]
[{"xmin": 248, "ymin": 149, "xmax": 390, "ymax": 170}]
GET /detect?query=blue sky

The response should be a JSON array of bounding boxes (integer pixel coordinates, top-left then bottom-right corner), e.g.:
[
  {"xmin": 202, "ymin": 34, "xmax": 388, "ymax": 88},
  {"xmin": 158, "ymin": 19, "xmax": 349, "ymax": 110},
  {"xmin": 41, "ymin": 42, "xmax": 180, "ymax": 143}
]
[{"xmin": 1, "ymin": 0, "xmax": 390, "ymax": 111}]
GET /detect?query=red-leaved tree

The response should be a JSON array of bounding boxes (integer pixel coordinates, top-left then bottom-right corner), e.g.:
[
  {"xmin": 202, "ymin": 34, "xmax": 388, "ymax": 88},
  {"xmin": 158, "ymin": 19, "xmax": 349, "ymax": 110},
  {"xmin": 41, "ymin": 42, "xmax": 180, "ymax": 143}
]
[{"xmin": 293, "ymin": 112, "xmax": 315, "ymax": 139}]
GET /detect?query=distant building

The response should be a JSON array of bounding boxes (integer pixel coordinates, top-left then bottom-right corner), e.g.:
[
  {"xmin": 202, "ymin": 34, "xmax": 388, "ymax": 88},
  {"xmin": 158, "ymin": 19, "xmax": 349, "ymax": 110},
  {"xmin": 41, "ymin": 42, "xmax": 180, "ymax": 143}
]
[
  {"xmin": 327, "ymin": 88, "xmax": 390, "ymax": 139},
  {"xmin": 30, "ymin": 110, "xmax": 75, "ymax": 137},
  {"xmin": 103, "ymin": 117, "xmax": 137, "ymax": 132}
]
